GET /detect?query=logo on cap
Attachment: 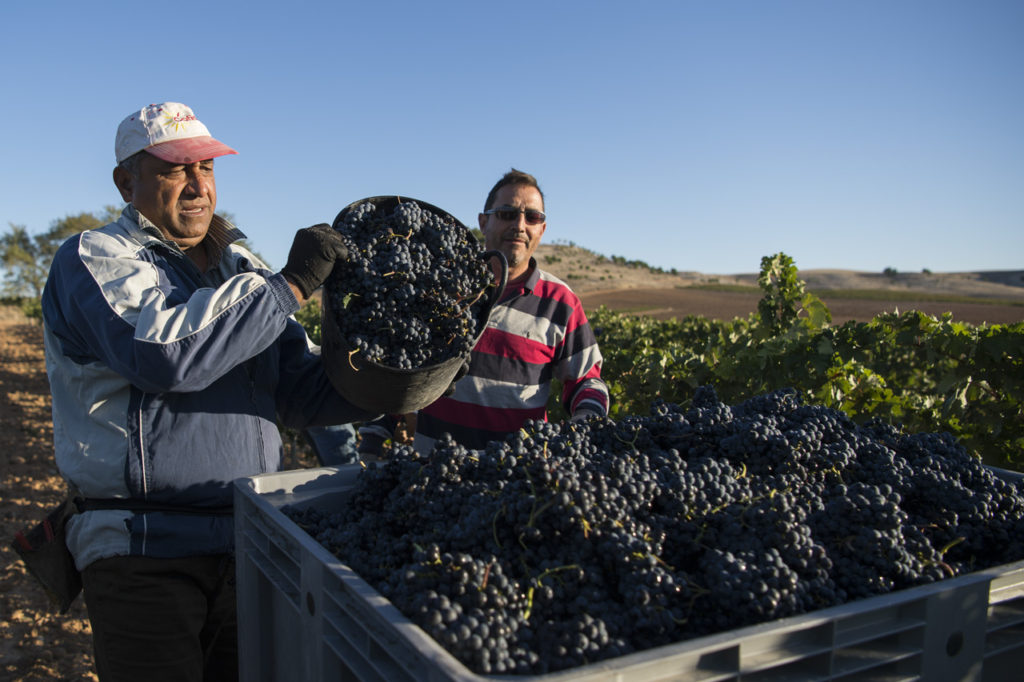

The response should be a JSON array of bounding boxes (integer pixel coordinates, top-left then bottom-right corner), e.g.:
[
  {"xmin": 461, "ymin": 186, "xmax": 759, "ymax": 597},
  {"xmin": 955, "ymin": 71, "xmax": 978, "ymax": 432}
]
[{"xmin": 163, "ymin": 111, "xmax": 198, "ymax": 131}]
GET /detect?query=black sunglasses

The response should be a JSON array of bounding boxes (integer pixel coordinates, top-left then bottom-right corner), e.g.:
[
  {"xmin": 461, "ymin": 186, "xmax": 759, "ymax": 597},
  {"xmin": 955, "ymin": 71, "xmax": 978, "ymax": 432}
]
[{"xmin": 483, "ymin": 206, "xmax": 546, "ymax": 225}]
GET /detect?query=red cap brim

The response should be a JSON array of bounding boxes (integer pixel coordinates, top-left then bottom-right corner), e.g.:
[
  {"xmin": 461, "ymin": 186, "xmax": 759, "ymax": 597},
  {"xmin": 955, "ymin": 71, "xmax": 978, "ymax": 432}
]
[{"xmin": 146, "ymin": 136, "xmax": 238, "ymax": 164}]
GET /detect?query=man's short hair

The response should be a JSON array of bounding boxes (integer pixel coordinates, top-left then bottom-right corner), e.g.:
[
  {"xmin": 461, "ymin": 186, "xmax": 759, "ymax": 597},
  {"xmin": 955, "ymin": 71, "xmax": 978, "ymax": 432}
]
[
  {"xmin": 117, "ymin": 150, "xmax": 147, "ymax": 178},
  {"xmin": 483, "ymin": 169, "xmax": 545, "ymax": 211}
]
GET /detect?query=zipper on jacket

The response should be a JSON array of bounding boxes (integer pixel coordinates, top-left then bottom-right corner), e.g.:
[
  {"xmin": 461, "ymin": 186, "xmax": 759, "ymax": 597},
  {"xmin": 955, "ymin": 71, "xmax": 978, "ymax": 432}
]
[{"xmin": 242, "ymin": 360, "xmax": 268, "ymax": 472}]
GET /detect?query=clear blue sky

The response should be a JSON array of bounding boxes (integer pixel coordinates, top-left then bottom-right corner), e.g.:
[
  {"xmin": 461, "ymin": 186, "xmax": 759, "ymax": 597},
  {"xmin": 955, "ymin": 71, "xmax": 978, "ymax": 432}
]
[{"xmin": 2, "ymin": 1, "xmax": 1021, "ymax": 275}]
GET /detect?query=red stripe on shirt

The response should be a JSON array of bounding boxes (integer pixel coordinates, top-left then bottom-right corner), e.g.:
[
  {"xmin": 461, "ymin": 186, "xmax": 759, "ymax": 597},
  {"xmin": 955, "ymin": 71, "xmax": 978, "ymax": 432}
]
[
  {"xmin": 474, "ymin": 327, "xmax": 555, "ymax": 364},
  {"xmin": 423, "ymin": 397, "xmax": 544, "ymax": 434}
]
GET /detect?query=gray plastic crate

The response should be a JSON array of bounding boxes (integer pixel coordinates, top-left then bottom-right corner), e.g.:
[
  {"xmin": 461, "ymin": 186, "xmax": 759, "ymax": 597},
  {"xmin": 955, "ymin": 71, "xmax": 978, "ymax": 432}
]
[{"xmin": 234, "ymin": 465, "xmax": 1024, "ymax": 681}]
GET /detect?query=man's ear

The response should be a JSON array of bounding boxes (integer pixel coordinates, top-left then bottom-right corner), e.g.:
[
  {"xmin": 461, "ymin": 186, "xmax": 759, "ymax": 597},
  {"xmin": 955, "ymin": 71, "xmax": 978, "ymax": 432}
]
[
  {"xmin": 478, "ymin": 213, "xmax": 488, "ymax": 231},
  {"xmin": 112, "ymin": 166, "xmax": 134, "ymax": 203}
]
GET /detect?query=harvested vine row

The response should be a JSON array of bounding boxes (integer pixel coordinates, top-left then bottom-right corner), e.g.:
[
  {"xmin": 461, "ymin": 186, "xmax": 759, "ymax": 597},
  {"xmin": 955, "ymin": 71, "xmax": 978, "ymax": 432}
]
[
  {"xmin": 287, "ymin": 386, "xmax": 1024, "ymax": 675},
  {"xmin": 323, "ymin": 199, "xmax": 494, "ymax": 369}
]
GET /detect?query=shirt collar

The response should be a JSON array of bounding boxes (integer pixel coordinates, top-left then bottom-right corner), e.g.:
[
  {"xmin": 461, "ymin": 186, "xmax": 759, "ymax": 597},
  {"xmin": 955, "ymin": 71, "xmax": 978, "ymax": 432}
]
[{"xmin": 504, "ymin": 258, "xmax": 541, "ymax": 298}]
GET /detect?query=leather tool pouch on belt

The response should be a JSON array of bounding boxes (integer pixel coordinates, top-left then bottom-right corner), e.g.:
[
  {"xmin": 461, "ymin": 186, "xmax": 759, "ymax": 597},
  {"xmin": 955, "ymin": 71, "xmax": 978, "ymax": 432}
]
[{"xmin": 10, "ymin": 496, "xmax": 82, "ymax": 614}]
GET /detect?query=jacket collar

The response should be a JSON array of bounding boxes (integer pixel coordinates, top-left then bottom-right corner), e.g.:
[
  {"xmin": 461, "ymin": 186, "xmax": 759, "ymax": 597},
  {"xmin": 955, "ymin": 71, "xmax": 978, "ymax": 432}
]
[{"xmin": 121, "ymin": 204, "xmax": 246, "ymax": 263}]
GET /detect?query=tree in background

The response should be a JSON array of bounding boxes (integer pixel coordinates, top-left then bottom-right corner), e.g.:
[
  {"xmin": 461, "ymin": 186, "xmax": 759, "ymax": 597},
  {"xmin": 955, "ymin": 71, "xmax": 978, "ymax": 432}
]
[{"xmin": 1, "ymin": 208, "xmax": 119, "ymax": 299}]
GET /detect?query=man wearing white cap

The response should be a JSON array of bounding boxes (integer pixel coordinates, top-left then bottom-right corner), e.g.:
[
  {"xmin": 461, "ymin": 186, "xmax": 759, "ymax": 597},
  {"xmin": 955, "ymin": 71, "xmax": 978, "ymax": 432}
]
[{"xmin": 40, "ymin": 102, "xmax": 372, "ymax": 681}]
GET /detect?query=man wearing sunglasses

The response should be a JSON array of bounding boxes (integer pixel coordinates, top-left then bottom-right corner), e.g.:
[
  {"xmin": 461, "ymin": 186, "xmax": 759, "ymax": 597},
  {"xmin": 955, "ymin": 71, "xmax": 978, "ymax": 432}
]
[{"xmin": 360, "ymin": 169, "xmax": 609, "ymax": 456}]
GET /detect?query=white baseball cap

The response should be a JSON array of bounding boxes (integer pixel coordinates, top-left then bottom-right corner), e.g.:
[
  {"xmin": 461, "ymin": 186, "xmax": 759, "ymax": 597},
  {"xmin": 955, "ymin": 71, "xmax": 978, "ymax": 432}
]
[{"xmin": 115, "ymin": 102, "xmax": 237, "ymax": 164}]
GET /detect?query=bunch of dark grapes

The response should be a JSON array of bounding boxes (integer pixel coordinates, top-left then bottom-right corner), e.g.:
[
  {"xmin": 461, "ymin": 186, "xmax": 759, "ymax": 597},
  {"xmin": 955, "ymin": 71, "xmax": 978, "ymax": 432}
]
[
  {"xmin": 323, "ymin": 199, "xmax": 494, "ymax": 369},
  {"xmin": 286, "ymin": 386, "xmax": 1024, "ymax": 675}
]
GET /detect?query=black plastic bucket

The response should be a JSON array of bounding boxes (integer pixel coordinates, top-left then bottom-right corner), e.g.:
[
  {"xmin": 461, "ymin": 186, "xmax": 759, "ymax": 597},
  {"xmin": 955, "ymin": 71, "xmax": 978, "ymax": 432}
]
[{"xmin": 320, "ymin": 196, "xmax": 508, "ymax": 415}]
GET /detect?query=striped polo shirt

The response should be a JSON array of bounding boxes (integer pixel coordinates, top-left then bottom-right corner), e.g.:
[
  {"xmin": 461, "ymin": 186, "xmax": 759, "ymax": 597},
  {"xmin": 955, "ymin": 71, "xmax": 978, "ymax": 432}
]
[{"xmin": 411, "ymin": 262, "xmax": 609, "ymax": 452}]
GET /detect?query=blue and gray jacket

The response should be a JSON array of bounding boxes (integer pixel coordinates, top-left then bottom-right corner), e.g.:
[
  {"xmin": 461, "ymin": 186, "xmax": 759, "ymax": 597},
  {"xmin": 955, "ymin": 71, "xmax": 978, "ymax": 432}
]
[{"xmin": 42, "ymin": 205, "xmax": 370, "ymax": 570}]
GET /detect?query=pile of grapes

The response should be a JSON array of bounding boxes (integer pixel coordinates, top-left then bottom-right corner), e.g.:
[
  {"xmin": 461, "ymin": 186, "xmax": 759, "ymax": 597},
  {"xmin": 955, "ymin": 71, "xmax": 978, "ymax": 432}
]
[
  {"xmin": 324, "ymin": 199, "xmax": 494, "ymax": 369},
  {"xmin": 287, "ymin": 386, "xmax": 1024, "ymax": 675}
]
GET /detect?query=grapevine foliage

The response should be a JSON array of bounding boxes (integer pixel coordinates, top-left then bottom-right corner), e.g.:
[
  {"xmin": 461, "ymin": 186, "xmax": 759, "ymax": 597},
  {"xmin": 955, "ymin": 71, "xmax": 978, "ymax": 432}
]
[
  {"xmin": 322, "ymin": 200, "xmax": 493, "ymax": 369},
  {"xmin": 293, "ymin": 297, "xmax": 322, "ymax": 345},
  {"xmin": 288, "ymin": 386, "xmax": 1024, "ymax": 675},
  {"xmin": 584, "ymin": 253, "xmax": 1024, "ymax": 468}
]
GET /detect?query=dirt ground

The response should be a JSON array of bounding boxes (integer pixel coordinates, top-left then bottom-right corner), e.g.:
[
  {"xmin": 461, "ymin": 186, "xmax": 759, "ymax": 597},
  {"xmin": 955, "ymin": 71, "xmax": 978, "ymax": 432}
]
[
  {"xmin": 0, "ymin": 308, "xmax": 96, "ymax": 681},
  {"xmin": 1, "ymin": 275, "xmax": 1021, "ymax": 680}
]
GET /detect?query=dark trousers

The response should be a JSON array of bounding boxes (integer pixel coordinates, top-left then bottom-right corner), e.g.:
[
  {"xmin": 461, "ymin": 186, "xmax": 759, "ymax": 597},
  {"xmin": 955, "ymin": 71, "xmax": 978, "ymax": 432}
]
[{"xmin": 81, "ymin": 554, "xmax": 238, "ymax": 682}]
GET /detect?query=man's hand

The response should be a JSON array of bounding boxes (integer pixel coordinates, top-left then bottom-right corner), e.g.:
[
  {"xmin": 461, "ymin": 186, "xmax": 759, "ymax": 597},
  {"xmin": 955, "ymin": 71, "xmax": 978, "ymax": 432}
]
[
  {"xmin": 280, "ymin": 224, "xmax": 349, "ymax": 301},
  {"xmin": 570, "ymin": 408, "xmax": 602, "ymax": 423}
]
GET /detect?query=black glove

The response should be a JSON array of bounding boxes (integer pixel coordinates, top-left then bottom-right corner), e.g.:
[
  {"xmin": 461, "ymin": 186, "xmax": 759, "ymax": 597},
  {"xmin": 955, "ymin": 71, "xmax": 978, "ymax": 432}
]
[
  {"xmin": 443, "ymin": 360, "xmax": 470, "ymax": 397},
  {"xmin": 280, "ymin": 224, "xmax": 349, "ymax": 299}
]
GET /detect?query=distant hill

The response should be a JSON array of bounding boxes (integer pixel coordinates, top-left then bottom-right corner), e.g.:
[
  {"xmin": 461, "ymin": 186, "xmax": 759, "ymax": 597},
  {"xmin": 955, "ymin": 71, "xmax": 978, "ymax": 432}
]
[
  {"xmin": 535, "ymin": 243, "xmax": 1024, "ymax": 301},
  {"xmin": 533, "ymin": 243, "xmax": 691, "ymax": 294}
]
